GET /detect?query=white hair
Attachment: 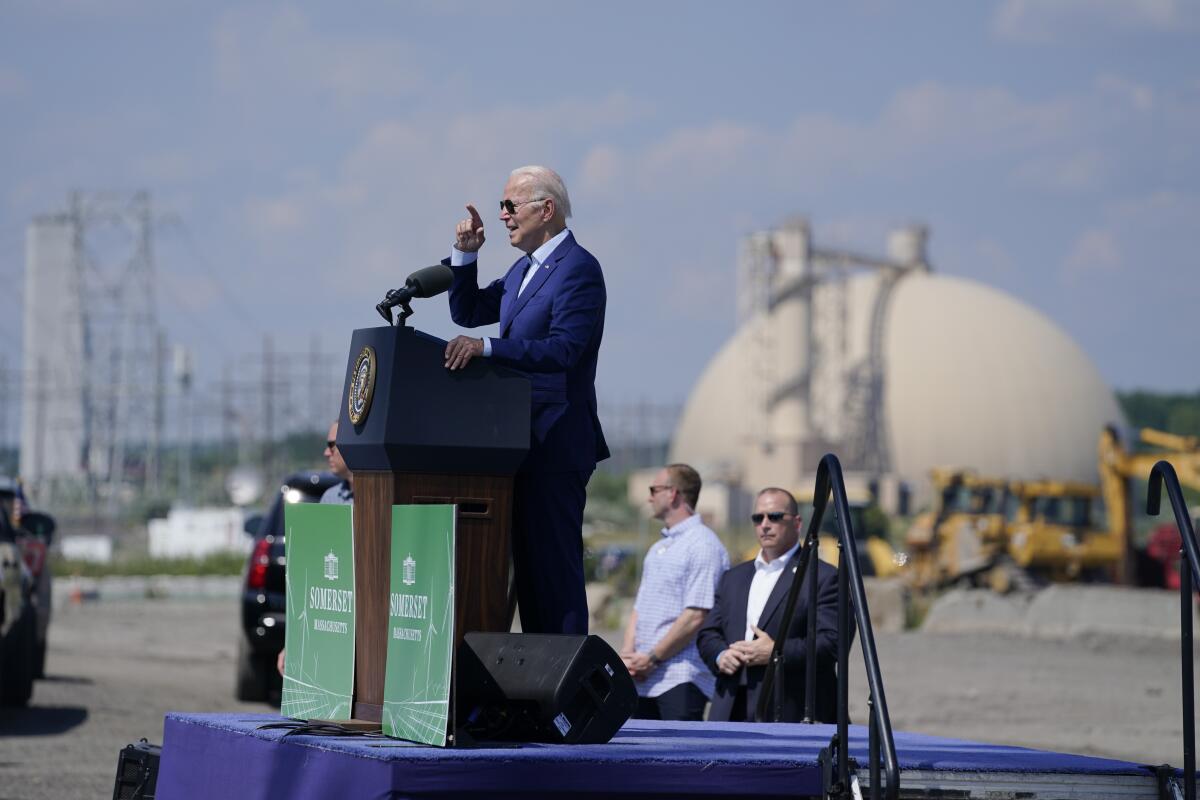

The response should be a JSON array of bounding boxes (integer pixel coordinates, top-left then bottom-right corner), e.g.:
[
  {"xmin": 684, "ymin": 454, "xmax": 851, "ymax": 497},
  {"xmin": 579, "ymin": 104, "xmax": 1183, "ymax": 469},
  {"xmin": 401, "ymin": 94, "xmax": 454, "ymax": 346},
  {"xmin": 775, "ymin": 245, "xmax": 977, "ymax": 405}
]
[{"xmin": 510, "ymin": 165, "xmax": 572, "ymax": 220}]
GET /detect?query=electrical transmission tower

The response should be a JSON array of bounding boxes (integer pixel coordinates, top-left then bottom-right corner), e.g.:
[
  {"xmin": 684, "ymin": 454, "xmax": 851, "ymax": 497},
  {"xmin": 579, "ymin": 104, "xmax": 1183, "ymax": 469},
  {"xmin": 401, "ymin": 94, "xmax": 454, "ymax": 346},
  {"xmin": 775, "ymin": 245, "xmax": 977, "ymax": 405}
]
[{"xmin": 20, "ymin": 191, "xmax": 164, "ymax": 508}]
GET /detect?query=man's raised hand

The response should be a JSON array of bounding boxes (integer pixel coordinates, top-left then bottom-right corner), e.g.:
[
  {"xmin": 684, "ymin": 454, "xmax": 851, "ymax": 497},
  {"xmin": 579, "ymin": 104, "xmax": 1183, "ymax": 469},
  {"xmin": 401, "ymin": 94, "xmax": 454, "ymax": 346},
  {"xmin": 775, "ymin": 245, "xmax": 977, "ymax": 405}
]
[{"xmin": 455, "ymin": 204, "xmax": 486, "ymax": 253}]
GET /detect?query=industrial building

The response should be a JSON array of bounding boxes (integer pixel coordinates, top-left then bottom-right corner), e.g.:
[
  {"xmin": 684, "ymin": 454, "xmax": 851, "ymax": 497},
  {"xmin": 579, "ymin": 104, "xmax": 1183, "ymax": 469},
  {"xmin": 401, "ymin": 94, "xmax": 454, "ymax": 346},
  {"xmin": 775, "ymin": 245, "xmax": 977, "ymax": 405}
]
[{"xmin": 668, "ymin": 219, "xmax": 1125, "ymax": 513}]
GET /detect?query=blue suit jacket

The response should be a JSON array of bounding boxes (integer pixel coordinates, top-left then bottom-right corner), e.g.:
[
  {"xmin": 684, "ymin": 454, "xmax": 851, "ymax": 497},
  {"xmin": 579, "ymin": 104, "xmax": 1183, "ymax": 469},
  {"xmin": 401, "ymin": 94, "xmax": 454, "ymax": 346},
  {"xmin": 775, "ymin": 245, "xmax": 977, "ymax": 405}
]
[{"xmin": 447, "ymin": 231, "xmax": 609, "ymax": 473}]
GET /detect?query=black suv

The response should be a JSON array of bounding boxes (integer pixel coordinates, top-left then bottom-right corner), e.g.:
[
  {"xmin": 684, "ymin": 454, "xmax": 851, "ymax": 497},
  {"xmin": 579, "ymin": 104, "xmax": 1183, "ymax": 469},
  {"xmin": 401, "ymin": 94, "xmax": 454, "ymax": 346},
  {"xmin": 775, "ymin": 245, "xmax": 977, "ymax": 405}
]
[
  {"xmin": 0, "ymin": 502, "xmax": 37, "ymax": 706},
  {"xmin": 236, "ymin": 470, "xmax": 340, "ymax": 702}
]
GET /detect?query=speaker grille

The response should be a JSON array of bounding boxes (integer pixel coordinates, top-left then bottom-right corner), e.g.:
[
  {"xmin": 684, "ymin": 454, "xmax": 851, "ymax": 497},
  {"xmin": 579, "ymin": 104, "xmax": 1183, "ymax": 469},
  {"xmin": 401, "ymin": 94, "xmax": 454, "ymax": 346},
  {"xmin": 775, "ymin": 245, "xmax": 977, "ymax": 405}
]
[{"xmin": 456, "ymin": 633, "xmax": 636, "ymax": 744}]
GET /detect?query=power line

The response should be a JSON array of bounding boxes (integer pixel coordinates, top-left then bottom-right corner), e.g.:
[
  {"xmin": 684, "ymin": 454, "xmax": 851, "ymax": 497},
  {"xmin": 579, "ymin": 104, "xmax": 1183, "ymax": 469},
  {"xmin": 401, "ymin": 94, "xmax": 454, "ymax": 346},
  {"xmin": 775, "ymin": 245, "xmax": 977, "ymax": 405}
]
[
  {"xmin": 154, "ymin": 274, "xmax": 238, "ymax": 361},
  {"xmin": 157, "ymin": 216, "xmax": 264, "ymax": 338}
]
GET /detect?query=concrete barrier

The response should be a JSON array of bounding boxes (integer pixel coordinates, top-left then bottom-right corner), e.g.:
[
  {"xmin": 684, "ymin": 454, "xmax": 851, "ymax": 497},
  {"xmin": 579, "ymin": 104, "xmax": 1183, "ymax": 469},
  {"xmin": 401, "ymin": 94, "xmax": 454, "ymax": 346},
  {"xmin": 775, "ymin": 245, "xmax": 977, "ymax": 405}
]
[
  {"xmin": 54, "ymin": 575, "xmax": 242, "ymax": 604},
  {"xmin": 922, "ymin": 585, "xmax": 1198, "ymax": 640},
  {"xmin": 862, "ymin": 577, "xmax": 908, "ymax": 633},
  {"xmin": 1025, "ymin": 584, "xmax": 1199, "ymax": 640}
]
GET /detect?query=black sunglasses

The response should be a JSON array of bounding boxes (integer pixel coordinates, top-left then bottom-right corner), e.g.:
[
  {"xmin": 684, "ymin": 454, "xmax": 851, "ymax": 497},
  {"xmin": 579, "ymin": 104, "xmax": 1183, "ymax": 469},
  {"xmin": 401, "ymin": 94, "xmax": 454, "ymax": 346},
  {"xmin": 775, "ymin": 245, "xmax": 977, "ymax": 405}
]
[
  {"xmin": 326, "ymin": 440, "xmax": 337, "ymax": 450},
  {"xmin": 751, "ymin": 511, "xmax": 792, "ymax": 525},
  {"xmin": 500, "ymin": 197, "xmax": 546, "ymax": 215}
]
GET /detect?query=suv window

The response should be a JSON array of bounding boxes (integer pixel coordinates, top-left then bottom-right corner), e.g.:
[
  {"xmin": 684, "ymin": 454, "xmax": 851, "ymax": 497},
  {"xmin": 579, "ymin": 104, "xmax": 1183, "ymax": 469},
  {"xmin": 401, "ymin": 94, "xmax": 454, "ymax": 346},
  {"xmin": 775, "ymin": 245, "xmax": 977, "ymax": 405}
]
[{"xmin": 257, "ymin": 474, "xmax": 339, "ymax": 541}]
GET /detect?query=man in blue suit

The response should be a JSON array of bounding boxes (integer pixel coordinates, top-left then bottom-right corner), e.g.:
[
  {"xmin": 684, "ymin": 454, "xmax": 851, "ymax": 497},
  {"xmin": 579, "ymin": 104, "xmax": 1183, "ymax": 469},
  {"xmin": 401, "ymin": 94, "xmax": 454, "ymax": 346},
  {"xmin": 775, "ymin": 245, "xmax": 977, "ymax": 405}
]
[
  {"xmin": 696, "ymin": 487, "xmax": 853, "ymax": 723},
  {"xmin": 443, "ymin": 165, "xmax": 608, "ymax": 635}
]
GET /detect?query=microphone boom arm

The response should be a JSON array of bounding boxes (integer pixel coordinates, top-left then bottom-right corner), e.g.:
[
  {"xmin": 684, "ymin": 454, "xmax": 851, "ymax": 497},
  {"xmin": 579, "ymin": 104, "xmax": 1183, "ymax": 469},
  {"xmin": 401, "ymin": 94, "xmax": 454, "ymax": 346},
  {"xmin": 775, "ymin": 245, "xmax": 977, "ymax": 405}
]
[
  {"xmin": 376, "ymin": 289, "xmax": 414, "ymax": 326},
  {"xmin": 375, "ymin": 264, "xmax": 454, "ymax": 327}
]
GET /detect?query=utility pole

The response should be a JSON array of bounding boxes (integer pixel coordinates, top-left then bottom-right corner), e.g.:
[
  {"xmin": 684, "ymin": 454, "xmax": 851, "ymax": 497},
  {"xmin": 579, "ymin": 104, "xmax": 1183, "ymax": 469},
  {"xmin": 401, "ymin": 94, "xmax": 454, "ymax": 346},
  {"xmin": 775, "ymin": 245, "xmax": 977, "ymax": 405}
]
[
  {"xmin": 221, "ymin": 360, "xmax": 234, "ymax": 464},
  {"xmin": 148, "ymin": 329, "xmax": 166, "ymax": 496},
  {"xmin": 69, "ymin": 192, "xmax": 96, "ymax": 506},
  {"xmin": 0, "ymin": 356, "xmax": 7, "ymax": 473},
  {"xmin": 261, "ymin": 335, "xmax": 275, "ymax": 483},
  {"xmin": 174, "ymin": 346, "xmax": 193, "ymax": 507},
  {"xmin": 33, "ymin": 359, "xmax": 46, "ymax": 498},
  {"xmin": 309, "ymin": 334, "xmax": 322, "ymax": 432},
  {"xmin": 0, "ymin": 356, "xmax": 10, "ymax": 474}
]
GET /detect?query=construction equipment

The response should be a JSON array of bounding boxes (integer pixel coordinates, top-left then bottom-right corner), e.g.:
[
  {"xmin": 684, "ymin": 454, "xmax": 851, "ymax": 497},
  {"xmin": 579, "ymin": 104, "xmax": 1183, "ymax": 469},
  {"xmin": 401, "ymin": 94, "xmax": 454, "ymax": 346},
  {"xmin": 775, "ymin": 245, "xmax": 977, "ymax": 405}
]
[
  {"xmin": 813, "ymin": 487, "xmax": 905, "ymax": 578},
  {"xmin": 1004, "ymin": 479, "xmax": 1118, "ymax": 587},
  {"xmin": 904, "ymin": 469, "xmax": 1012, "ymax": 590},
  {"xmin": 1097, "ymin": 425, "xmax": 1200, "ymax": 584},
  {"xmin": 908, "ymin": 427, "xmax": 1200, "ymax": 592}
]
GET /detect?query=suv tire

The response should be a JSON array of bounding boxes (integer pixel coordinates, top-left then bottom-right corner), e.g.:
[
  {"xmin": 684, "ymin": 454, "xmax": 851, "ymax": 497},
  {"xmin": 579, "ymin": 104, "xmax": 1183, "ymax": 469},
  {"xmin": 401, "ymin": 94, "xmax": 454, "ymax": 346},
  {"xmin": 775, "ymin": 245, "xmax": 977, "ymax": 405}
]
[
  {"xmin": 1, "ymin": 606, "xmax": 36, "ymax": 706},
  {"xmin": 235, "ymin": 636, "xmax": 268, "ymax": 702},
  {"xmin": 33, "ymin": 635, "xmax": 46, "ymax": 679}
]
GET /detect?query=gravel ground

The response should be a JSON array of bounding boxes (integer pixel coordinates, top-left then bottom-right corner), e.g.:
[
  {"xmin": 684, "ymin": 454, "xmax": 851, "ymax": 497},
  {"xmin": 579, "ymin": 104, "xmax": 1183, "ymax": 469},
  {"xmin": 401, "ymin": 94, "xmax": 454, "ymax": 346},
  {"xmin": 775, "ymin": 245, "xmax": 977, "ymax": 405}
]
[
  {"xmin": 0, "ymin": 598, "xmax": 262, "ymax": 800},
  {"xmin": 0, "ymin": 594, "xmax": 1191, "ymax": 799},
  {"xmin": 847, "ymin": 627, "xmax": 1189, "ymax": 766}
]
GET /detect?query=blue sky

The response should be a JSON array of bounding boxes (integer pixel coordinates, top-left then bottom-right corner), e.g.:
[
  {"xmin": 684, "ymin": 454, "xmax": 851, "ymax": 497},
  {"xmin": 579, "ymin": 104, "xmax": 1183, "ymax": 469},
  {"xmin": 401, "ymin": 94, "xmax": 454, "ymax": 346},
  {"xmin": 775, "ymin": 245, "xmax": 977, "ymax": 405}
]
[{"xmin": 2, "ymin": 0, "xmax": 1198, "ymax": 421}]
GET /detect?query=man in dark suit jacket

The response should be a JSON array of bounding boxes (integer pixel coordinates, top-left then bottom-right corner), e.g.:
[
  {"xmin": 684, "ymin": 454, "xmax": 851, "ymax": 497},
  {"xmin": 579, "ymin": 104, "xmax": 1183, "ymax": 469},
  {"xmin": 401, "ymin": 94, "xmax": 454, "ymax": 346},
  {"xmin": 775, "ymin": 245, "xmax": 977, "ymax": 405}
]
[
  {"xmin": 696, "ymin": 487, "xmax": 854, "ymax": 723},
  {"xmin": 443, "ymin": 166, "xmax": 608, "ymax": 635}
]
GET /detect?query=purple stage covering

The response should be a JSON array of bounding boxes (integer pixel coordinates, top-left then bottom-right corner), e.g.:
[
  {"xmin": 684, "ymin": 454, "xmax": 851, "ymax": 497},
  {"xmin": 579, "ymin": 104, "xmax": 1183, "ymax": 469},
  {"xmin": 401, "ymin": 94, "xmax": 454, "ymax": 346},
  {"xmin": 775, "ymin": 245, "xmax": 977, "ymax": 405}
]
[{"xmin": 157, "ymin": 712, "xmax": 1160, "ymax": 800}]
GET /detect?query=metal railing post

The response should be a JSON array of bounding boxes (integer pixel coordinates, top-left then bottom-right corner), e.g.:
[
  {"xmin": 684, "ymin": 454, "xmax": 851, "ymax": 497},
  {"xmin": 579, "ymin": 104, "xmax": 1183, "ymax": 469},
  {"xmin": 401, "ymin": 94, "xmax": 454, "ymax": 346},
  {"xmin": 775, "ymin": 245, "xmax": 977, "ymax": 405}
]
[
  {"xmin": 1147, "ymin": 461, "xmax": 1197, "ymax": 800},
  {"xmin": 755, "ymin": 455, "xmax": 899, "ymax": 799}
]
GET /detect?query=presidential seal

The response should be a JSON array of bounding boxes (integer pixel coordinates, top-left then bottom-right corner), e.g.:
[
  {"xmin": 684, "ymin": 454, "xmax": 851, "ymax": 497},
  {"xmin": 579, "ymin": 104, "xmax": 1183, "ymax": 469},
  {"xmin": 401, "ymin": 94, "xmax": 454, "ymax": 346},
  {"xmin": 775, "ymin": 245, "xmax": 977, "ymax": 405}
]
[{"xmin": 347, "ymin": 345, "xmax": 377, "ymax": 425}]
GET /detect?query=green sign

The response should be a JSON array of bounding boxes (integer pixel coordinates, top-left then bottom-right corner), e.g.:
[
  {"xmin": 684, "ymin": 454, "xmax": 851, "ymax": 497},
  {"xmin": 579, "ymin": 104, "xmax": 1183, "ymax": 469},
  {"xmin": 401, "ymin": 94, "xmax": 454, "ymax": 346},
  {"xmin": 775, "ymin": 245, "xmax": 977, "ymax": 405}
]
[
  {"xmin": 382, "ymin": 504, "xmax": 456, "ymax": 746},
  {"xmin": 281, "ymin": 503, "xmax": 356, "ymax": 721}
]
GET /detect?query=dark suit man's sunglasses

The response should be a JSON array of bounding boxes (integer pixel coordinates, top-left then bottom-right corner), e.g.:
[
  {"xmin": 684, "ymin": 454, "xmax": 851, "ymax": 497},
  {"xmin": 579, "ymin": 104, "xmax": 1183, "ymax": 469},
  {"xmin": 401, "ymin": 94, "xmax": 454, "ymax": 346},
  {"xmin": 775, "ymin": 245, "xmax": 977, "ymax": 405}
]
[
  {"xmin": 500, "ymin": 197, "xmax": 546, "ymax": 215},
  {"xmin": 751, "ymin": 512, "xmax": 792, "ymax": 524}
]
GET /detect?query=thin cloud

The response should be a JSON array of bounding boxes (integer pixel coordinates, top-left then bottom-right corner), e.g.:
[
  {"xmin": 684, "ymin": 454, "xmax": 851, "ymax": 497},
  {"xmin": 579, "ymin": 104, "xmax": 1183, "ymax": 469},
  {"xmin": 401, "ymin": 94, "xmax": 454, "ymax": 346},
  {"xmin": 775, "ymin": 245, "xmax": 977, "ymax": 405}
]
[
  {"xmin": 993, "ymin": 0, "xmax": 1195, "ymax": 44},
  {"xmin": 577, "ymin": 145, "xmax": 623, "ymax": 197},
  {"xmin": 213, "ymin": 5, "xmax": 427, "ymax": 102},
  {"xmin": 132, "ymin": 151, "xmax": 207, "ymax": 185},
  {"xmin": 1110, "ymin": 190, "xmax": 1200, "ymax": 230},
  {"xmin": 588, "ymin": 80, "xmax": 1083, "ymax": 198},
  {"xmin": 1012, "ymin": 149, "xmax": 1106, "ymax": 193},
  {"xmin": 1062, "ymin": 228, "xmax": 1122, "ymax": 284},
  {"xmin": 973, "ymin": 239, "xmax": 1019, "ymax": 278},
  {"xmin": 1096, "ymin": 74, "xmax": 1156, "ymax": 112},
  {"xmin": 6, "ymin": 0, "xmax": 150, "ymax": 21}
]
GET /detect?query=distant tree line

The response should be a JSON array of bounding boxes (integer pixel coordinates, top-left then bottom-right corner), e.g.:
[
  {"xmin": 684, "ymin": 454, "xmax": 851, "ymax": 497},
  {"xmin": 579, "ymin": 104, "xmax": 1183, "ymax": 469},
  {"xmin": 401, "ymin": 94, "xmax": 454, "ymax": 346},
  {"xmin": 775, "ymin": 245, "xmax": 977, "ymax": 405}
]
[{"xmin": 1118, "ymin": 390, "xmax": 1200, "ymax": 437}]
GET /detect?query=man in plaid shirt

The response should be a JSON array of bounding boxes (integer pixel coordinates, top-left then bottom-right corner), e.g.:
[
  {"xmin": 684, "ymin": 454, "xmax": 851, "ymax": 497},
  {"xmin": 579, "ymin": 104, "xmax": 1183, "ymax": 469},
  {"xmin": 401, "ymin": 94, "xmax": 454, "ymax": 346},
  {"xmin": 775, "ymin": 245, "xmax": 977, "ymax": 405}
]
[{"xmin": 621, "ymin": 464, "xmax": 730, "ymax": 720}]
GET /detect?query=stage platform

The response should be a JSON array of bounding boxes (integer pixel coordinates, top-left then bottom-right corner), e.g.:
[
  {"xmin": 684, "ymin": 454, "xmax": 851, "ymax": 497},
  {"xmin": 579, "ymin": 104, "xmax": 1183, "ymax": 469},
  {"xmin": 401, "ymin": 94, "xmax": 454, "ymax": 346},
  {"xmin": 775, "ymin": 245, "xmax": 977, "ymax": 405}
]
[{"xmin": 157, "ymin": 712, "xmax": 1178, "ymax": 800}]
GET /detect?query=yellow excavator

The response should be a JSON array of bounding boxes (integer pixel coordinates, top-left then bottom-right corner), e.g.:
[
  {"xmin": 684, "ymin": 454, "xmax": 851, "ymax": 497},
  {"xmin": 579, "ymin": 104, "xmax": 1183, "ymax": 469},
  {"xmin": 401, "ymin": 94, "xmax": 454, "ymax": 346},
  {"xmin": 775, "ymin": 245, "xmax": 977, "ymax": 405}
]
[
  {"xmin": 908, "ymin": 426, "xmax": 1200, "ymax": 592},
  {"xmin": 1006, "ymin": 427, "xmax": 1200, "ymax": 586},
  {"xmin": 1097, "ymin": 425, "xmax": 1200, "ymax": 584},
  {"xmin": 904, "ymin": 469, "xmax": 1013, "ymax": 590}
]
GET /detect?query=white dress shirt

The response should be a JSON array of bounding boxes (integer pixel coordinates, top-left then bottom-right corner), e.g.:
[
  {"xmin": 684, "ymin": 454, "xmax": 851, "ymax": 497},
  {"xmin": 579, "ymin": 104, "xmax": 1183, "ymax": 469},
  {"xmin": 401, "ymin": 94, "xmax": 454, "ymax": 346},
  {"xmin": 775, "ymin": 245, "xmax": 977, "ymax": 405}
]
[{"xmin": 744, "ymin": 540, "xmax": 802, "ymax": 640}]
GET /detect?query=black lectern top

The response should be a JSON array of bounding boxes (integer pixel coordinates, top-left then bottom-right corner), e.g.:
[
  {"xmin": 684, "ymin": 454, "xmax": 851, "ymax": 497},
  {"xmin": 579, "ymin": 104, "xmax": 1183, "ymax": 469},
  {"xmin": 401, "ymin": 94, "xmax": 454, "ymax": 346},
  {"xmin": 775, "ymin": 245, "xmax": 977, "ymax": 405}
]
[{"xmin": 336, "ymin": 326, "xmax": 531, "ymax": 475}]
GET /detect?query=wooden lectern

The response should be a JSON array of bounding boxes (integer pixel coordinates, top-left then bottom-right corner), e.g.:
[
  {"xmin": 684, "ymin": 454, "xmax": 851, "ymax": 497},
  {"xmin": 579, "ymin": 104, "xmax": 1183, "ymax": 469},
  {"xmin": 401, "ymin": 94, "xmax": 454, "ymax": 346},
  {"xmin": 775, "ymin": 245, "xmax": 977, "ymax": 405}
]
[{"xmin": 335, "ymin": 325, "xmax": 530, "ymax": 723}]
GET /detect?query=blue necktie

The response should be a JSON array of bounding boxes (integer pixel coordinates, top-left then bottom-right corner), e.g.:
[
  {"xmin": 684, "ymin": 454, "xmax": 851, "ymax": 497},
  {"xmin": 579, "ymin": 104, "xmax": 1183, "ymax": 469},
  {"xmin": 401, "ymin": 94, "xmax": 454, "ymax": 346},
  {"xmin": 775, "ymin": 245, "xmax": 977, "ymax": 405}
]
[{"xmin": 517, "ymin": 255, "xmax": 535, "ymax": 296}]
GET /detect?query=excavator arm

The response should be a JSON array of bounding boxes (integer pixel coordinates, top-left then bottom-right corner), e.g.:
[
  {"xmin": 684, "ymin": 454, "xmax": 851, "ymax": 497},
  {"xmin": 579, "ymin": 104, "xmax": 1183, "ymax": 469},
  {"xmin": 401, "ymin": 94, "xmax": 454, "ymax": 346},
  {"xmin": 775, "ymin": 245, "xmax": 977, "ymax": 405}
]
[{"xmin": 1097, "ymin": 426, "xmax": 1200, "ymax": 583}]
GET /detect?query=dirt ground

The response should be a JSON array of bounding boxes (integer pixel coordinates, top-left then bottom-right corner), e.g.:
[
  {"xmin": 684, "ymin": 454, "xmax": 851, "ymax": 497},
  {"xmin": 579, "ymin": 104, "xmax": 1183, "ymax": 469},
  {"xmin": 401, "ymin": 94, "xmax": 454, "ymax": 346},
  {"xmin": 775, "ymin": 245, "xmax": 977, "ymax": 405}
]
[{"xmin": 0, "ymin": 595, "xmax": 1190, "ymax": 799}]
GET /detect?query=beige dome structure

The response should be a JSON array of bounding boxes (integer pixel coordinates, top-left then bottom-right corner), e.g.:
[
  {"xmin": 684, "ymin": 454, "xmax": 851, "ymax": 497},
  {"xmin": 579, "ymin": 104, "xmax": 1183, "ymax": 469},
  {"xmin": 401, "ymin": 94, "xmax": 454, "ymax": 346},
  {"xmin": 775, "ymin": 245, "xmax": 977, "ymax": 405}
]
[{"xmin": 669, "ymin": 233, "xmax": 1125, "ymax": 504}]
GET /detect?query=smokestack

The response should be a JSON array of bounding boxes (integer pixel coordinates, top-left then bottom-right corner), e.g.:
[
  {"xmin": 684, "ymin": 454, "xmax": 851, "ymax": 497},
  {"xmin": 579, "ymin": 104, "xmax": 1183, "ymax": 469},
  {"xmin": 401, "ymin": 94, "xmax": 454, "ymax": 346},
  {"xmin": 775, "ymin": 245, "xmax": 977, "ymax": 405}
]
[{"xmin": 887, "ymin": 225, "xmax": 930, "ymax": 271}]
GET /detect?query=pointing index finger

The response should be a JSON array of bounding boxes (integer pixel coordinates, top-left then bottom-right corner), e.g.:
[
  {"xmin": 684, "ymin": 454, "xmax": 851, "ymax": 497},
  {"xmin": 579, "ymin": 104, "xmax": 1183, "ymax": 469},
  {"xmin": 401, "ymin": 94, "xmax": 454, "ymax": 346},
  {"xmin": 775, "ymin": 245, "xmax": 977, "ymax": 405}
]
[{"xmin": 466, "ymin": 203, "xmax": 483, "ymax": 228}]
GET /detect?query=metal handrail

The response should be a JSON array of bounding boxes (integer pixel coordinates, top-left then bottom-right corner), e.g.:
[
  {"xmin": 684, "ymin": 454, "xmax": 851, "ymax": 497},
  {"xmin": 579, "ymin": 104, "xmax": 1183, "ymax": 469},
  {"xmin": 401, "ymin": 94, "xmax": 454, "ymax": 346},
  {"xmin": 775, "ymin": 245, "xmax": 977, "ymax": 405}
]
[
  {"xmin": 756, "ymin": 453, "xmax": 899, "ymax": 800},
  {"xmin": 1147, "ymin": 460, "xmax": 1198, "ymax": 800}
]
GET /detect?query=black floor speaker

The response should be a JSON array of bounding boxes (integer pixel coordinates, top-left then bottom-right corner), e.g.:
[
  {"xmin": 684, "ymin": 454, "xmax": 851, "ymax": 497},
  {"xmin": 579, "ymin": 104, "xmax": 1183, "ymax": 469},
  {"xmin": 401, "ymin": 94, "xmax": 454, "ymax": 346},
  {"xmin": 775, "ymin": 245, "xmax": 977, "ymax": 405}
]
[
  {"xmin": 112, "ymin": 739, "xmax": 161, "ymax": 800},
  {"xmin": 457, "ymin": 632, "xmax": 637, "ymax": 745}
]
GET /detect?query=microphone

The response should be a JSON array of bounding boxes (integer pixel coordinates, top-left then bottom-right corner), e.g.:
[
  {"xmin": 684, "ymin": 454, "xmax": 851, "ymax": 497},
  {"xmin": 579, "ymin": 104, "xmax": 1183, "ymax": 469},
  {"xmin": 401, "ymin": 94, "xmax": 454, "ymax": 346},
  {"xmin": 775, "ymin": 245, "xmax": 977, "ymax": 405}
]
[{"xmin": 376, "ymin": 265, "xmax": 455, "ymax": 324}]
